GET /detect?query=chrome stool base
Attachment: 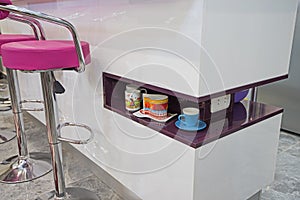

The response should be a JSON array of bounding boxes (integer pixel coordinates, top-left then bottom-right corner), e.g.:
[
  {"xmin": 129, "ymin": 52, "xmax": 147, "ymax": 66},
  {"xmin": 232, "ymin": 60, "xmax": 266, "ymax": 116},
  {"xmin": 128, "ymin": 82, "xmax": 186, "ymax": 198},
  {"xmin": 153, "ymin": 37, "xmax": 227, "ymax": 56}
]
[
  {"xmin": 36, "ymin": 187, "xmax": 99, "ymax": 200},
  {"xmin": 0, "ymin": 152, "xmax": 52, "ymax": 183},
  {"xmin": 0, "ymin": 129, "xmax": 15, "ymax": 144}
]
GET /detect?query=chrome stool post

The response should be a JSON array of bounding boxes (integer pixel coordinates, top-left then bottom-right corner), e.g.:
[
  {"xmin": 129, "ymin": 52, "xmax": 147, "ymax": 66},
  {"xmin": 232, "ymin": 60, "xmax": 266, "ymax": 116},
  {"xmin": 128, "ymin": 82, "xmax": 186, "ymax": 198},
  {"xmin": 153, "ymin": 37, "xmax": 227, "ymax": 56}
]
[
  {"xmin": 0, "ymin": 68, "xmax": 52, "ymax": 183},
  {"xmin": 40, "ymin": 72, "xmax": 97, "ymax": 199},
  {"xmin": 40, "ymin": 71, "xmax": 65, "ymax": 197}
]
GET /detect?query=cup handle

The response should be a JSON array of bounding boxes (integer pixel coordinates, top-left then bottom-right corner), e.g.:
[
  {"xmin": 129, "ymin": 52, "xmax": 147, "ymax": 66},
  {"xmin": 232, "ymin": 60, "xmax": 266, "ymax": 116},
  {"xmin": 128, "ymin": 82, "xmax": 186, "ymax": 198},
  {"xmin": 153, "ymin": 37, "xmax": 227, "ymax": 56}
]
[
  {"xmin": 178, "ymin": 114, "xmax": 186, "ymax": 125},
  {"xmin": 141, "ymin": 88, "xmax": 147, "ymax": 94}
]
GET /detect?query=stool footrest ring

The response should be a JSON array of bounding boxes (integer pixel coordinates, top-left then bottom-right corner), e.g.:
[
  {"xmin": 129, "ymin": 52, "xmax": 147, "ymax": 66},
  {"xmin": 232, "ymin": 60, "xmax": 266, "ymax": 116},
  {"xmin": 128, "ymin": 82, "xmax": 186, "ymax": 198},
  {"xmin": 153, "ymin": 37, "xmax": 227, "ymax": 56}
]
[
  {"xmin": 0, "ymin": 100, "xmax": 11, "ymax": 111},
  {"xmin": 0, "ymin": 82, "xmax": 9, "ymax": 100},
  {"xmin": 0, "ymin": 83, "xmax": 8, "ymax": 92},
  {"xmin": 21, "ymin": 99, "xmax": 44, "ymax": 111},
  {"xmin": 57, "ymin": 122, "xmax": 94, "ymax": 144}
]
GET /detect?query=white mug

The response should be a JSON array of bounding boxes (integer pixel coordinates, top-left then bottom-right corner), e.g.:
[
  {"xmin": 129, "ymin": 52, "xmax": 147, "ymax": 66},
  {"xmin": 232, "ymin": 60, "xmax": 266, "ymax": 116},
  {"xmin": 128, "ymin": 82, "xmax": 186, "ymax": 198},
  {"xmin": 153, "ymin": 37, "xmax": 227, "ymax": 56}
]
[
  {"xmin": 125, "ymin": 84, "xmax": 146, "ymax": 111},
  {"xmin": 126, "ymin": 84, "xmax": 138, "ymax": 92}
]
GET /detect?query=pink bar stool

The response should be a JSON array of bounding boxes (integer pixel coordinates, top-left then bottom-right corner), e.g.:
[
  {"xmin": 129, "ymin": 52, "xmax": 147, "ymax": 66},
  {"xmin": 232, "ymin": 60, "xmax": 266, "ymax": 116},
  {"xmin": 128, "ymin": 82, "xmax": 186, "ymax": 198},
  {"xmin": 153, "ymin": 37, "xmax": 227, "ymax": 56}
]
[
  {"xmin": 0, "ymin": 3, "xmax": 99, "ymax": 200},
  {"xmin": 0, "ymin": 0, "xmax": 52, "ymax": 184}
]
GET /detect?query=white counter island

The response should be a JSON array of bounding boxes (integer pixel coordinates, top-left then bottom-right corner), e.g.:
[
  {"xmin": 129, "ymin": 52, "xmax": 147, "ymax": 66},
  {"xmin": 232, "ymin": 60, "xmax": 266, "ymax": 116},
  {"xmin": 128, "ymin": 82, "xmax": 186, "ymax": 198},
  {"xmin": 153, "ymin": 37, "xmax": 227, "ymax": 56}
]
[{"xmin": 0, "ymin": 0, "xmax": 297, "ymax": 199}]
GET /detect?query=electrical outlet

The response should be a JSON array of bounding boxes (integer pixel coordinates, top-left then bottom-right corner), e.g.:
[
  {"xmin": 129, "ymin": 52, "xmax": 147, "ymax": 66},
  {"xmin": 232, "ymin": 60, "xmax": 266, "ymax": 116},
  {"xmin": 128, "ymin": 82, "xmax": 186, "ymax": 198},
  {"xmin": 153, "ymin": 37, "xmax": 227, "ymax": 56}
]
[{"xmin": 210, "ymin": 94, "xmax": 231, "ymax": 113}]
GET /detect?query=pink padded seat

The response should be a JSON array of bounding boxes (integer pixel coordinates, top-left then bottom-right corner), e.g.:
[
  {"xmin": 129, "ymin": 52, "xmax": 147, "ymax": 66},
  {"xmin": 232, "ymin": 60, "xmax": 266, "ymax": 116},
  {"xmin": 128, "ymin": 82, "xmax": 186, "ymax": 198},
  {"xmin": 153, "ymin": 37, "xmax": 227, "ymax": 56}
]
[
  {"xmin": 0, "ymin": 34, "xmax": 35, "ymax": 55},
  {"xmin": 1, "ymin": 40, "xmax": 91, "ymax": 71}
]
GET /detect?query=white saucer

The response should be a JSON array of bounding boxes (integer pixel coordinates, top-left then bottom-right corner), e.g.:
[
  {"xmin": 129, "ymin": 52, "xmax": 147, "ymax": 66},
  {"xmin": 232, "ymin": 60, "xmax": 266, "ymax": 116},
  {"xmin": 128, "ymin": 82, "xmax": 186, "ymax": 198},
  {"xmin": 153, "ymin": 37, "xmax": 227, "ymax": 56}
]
[{"xmin": 133, "ymin": 109, "xmax": 177, "ymax": 122}]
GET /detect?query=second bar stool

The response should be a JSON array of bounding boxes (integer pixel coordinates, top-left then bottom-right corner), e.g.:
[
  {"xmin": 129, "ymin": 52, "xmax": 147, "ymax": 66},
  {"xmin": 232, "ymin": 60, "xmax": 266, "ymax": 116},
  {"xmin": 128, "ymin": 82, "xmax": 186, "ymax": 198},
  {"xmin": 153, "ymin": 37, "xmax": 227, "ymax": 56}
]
[
  {"xmin": 0, "ymin": 12, "xmax": 45, "ymax": 141},
  {"xmin": 0, "ymin": 4, "xmax": 99, "ymax": 200},
  {"xmin": 0, "ymin": 0, "xmax": 52, "ymax": 183},
  {"xmin": 0, "ymin": 34, "xmax": 35, "ymax": 141},
  {"xmin": 0, "ymin": 2, "xmax": 40, "ymax": 141}
]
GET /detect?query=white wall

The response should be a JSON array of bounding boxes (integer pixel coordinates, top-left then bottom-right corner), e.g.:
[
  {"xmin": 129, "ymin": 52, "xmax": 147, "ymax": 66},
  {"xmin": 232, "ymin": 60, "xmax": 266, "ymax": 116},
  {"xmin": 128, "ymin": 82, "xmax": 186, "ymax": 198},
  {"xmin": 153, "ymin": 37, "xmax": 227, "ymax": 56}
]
[{"xmin": 258, "ymin": 0, "xmax": 300, "ymax": 134}]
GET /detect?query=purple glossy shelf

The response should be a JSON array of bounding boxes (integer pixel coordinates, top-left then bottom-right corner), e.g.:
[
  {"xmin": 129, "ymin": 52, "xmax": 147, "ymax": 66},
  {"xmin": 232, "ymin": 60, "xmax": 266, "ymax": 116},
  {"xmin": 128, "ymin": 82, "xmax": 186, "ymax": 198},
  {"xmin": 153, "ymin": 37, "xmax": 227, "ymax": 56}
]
[
  {"xmin": 103, "ymin": 72, "xmax": 283, "ymax": 148},
  {"xmin": 104, "ymin": 100, "xmax": 282, "ymax": 148},
  {"xmin": 164, "ymin": 101, "xmax": 283, "ymax": 148}
]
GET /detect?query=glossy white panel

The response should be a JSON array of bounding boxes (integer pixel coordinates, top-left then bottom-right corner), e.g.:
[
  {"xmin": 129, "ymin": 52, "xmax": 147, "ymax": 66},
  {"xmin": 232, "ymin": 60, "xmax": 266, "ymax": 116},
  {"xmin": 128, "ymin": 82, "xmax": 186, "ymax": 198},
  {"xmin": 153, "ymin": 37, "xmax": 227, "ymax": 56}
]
[
  {"xmin": 75, "ymin": 128, "xmax": 196, "ymax": 200},
  {"xmin": 194, "ymin": 115, "xmax": 282, "ymax": 200},
  {"xmin": 105, "ymin": 48, "xmax": 200, "ymax": 95},
  {"xmin": 199, "ymin": 0, "xmax": 298, "ymax": 96}
]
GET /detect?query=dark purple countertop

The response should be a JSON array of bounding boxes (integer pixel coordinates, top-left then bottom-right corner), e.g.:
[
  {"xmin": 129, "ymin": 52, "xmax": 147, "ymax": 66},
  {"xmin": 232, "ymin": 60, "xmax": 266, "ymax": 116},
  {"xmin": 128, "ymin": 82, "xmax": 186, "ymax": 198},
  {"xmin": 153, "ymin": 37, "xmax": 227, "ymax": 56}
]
[{"xmin": 105, "ymin": 100, "xmax": 283, "ymax": 149}]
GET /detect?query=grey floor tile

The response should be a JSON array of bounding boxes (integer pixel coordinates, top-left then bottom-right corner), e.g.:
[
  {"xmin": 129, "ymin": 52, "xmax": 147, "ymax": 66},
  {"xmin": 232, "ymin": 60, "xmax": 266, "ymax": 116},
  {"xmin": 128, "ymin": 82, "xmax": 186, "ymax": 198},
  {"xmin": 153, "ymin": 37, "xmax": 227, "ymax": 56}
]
[
  {"xmin": 261, "ymin": 132, "xmax": 300, "ymax": 200},
  {"xmin": 261, "ymin": 187, "xmax": 300, "ymax": 200},
  {"xmin": 277, "ymin": 131, "xmax": 300, "ymax": 153},
  {"xmin": 70, "ymin": 175, "xmax": 124, "ymax": 200}
]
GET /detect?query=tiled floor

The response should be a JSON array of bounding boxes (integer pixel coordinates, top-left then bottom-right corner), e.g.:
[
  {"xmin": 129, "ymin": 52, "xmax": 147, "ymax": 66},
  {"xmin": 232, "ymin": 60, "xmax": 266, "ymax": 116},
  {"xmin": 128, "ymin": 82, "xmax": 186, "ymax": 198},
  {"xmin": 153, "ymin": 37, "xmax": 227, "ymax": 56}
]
[
  {"xmin": 0, "ymin": 111, "xmax": 123, "ymax": 200},
  {"xmin": 261, "ymin": 132, "xmax": 300, "ymax": 200},
  {"xmin": 0, "ymin": 109, "xmax": 299, "ymax": 200}
]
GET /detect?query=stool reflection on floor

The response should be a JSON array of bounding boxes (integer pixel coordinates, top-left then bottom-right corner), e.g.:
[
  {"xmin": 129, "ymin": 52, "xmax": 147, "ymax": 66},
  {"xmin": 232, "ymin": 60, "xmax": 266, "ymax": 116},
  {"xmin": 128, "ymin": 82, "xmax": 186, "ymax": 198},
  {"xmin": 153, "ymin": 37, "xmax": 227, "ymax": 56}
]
[
  {"xmin": 0, "ymin": 0, "xmax": 52, "ymax": 184},
  {"xmin": 0, "ymin": 2, "xmax": 99, "ymax": 200}
]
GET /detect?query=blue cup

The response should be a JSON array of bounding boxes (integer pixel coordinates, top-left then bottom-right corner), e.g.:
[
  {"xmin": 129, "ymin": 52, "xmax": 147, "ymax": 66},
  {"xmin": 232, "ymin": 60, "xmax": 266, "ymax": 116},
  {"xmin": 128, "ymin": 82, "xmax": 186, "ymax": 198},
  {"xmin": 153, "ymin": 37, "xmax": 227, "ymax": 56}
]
[{"xmin": 178, "ymin": 107, "xmax": 199, "ymax": 127}]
